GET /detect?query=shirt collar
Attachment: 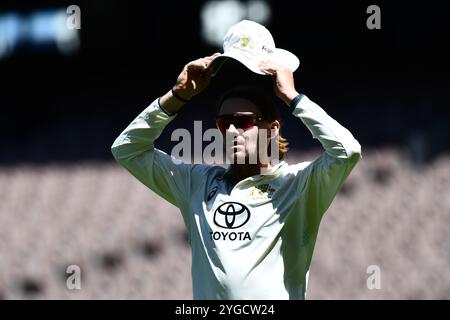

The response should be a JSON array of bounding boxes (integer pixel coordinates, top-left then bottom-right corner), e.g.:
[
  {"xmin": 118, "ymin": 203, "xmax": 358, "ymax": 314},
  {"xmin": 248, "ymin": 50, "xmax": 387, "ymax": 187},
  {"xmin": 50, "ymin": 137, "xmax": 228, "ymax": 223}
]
[{"xmin": 219, "ymin": 161, "xmax": 286, "ymax": 181}]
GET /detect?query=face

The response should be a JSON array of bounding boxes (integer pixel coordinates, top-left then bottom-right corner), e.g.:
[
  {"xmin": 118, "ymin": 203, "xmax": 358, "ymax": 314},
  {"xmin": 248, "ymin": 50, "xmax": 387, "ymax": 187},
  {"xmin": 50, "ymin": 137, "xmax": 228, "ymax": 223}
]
[{"xmin": 217, "ymin": 98, "xmax": 278, "ymax": 165}]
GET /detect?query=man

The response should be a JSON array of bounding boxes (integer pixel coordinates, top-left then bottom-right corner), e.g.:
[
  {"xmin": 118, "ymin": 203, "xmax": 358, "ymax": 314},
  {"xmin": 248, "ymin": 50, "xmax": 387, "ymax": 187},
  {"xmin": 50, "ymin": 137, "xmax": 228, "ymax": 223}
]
[{"xmin": 111, "ymin": 52, "xmax": 361, "ymax": 299}]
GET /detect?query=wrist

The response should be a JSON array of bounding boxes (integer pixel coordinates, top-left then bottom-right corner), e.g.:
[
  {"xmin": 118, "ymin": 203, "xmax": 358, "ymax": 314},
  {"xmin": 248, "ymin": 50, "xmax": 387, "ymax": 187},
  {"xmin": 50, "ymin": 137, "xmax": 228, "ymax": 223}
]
[
  {"xmin": 159, "ymin": 89, "xmax": 186, "ymax": 115},
  {"xmin": 289, "ymin": 94, "xmax": 304, "ymax": 112},
  {"xmin": 172, "ymin": 86, "xmax": 193, "ymax": 102},
  {"xmin": 281, "ymin": 90, "xmax": 300, "ymax": 106}
]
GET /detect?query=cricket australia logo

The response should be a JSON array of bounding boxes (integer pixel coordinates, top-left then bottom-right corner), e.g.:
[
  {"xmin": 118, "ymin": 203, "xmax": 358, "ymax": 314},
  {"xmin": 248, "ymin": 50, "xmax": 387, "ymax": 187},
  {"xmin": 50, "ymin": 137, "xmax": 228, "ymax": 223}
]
[{"xmin": 210, "ymin": 202, "xmax": 251, "ymax": 241}]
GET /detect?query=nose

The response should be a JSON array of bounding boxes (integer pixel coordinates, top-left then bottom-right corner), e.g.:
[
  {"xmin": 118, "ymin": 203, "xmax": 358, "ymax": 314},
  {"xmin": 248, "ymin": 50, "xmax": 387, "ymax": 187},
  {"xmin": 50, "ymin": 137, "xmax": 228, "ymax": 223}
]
[
  {"xmin": 226, "ymin": 124, "xmax": 239, "ymax": 134},
  {"xmin": 225, "ymin": 124, "xmax": 241, "ymax": 144}
]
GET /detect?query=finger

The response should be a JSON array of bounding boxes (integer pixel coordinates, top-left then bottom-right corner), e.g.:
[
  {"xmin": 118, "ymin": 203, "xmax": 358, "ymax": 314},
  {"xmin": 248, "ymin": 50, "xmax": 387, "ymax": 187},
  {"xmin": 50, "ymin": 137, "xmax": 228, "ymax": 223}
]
[
  {"xmin": 200, "ymin": 58, "xmax": 210, "ymax": 68},
  {"xmin": 187, "ymin": 59, "xmax": 208, "ymax": 70},
  {"xmin": 203, "ymin": 57, "xmax": 214, "ymax": 66},
  {"xmin": 260, "ymin": 59, "xmax": 281, "ymax": 67},
  {"xmin": 259, "ymin": 59, "xmax": 274, "ymax": 67},
  {"xmin": 260, "ymin": 69, "xmax": 274, "ymax": 76},
  {"xmin": 204, "ymin": 53, "xmax": 221, "ymax": 64},
  {"xmin": 260, "ymin": 59, "xmax": 283, "ymax": 72},
  {"xmin": 201, "ymin": 57, "xmax": 217, "ymax": 68},
  {"xmin": 204, "ymin": 65, "xmax": 214, "ymax": 78},
  {"xmin": 195, "ymin": 57, "xmax": 210, "ymax": 69},
  {"xmin": 187, "ymin": 64, "xmax": 206, "ymax": 73},
  {"xmin": 259, "ymin": 64, "xmax": 277, "ymax": 75},
  {"xmin": 263, "ymin": 60, "xmax": 292, "ymax": 76},
  {"xmin": 187, "ymin": 63, "xmax": 204, "ymax": 71},
  {"xmin": 207, "ymin": 52, "xmax": 221, "ymax": 59}
]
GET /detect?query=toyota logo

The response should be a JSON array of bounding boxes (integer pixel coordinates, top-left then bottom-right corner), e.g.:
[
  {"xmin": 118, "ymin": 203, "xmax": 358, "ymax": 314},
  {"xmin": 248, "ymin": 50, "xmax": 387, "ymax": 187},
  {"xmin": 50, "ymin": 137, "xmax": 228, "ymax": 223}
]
[{"xmin": 213, "ymin": 202, "xmax": 251, "ymax": 229}]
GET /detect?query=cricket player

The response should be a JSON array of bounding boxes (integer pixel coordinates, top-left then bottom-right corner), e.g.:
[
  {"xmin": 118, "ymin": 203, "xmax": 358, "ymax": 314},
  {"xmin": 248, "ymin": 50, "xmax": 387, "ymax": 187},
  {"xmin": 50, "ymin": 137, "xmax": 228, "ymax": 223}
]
[{"xmin": 111, "ymin": 53, "xmax": 362, "ymax": 299}]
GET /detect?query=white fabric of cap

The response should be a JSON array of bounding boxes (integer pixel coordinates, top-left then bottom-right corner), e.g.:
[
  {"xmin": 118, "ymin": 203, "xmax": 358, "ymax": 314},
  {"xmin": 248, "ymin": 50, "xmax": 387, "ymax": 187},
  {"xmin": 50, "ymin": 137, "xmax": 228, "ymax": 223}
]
[{"xmin": 209, "ymin": 20, "xmax": 300, "ymax": 75}]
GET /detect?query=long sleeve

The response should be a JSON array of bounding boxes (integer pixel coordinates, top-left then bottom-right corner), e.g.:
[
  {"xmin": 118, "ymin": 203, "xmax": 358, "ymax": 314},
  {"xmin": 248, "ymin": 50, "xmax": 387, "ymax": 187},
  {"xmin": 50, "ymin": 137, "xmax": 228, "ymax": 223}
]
[
  {"xmin": 292, "ymin": 94, "xmax": 362, "ymax": 227},
  {"xmin": 111, "ymin": 98, "xmax": 195, "ymax": 210}
]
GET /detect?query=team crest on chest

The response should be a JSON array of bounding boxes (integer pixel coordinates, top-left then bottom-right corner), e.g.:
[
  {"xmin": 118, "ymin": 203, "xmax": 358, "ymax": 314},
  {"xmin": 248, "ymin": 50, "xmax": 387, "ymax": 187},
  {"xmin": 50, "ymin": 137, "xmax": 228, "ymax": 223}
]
[{"xmin": 249, "ymin": 184, "xmax": 276, "ymax": 199}]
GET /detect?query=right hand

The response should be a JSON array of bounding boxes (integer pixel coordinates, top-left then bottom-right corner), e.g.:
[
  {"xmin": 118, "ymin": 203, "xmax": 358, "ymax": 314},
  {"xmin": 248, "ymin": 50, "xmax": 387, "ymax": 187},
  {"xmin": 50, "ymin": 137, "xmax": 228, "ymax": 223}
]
[{"xmin": 172, "ymin": 53, "xmax": 221, "ymax": 100}]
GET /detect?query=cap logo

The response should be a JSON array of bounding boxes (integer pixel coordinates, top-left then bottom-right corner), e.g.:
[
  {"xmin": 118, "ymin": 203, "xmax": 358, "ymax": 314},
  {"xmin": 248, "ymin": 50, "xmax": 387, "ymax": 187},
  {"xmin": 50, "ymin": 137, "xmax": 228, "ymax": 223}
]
[
  {"xmin": 262, "ymin": 45, "xmax": 273, "ymax": 54},
  {"xmin": 238, "ymin": 36, "xmax": 253, "ymax": 49},
  {"xmin": 240, "ymin": 36, "xmax": 250, "ymax": 47}
]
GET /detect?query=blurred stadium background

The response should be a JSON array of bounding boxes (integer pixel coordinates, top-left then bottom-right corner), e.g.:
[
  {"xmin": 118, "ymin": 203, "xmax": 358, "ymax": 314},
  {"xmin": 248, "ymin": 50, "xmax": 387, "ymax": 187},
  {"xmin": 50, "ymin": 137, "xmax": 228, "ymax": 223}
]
[{"xmin": 0, "ymin": 0, "xmax": 448, "ymax": 299}]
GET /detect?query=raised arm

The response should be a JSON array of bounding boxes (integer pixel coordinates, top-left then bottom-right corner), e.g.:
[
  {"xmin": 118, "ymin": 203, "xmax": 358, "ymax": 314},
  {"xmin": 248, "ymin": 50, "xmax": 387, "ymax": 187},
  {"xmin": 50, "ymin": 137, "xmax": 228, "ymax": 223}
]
[
  {"xmin": 160, "ymin": 53, "xmax": 221, "ymax": 115},
  {"xmin": 259, "ymin": 60, "xmax": 362, "ymax": 225},
  {"xmin": 111, "ymin": 53, "xmax": 221, "ymax": 208}
]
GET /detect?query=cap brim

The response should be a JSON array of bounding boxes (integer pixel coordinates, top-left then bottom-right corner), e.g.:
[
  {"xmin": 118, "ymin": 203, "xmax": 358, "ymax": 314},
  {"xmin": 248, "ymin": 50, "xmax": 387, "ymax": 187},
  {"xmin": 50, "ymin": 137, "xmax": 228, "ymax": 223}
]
[
  {"xmin": 207, "ymin": 49, "xmax": 300, "ymax": 76},
  {"xmin": 207, "ymin": 53, "xmax": 265, "ymax": 76},
  {"xmin": 272, "ymin": 48, "xmax": 300, "ymax": 72},
  {"xmin": 207, "ymin": 55, "xmax": 229, "ymax": 77}
]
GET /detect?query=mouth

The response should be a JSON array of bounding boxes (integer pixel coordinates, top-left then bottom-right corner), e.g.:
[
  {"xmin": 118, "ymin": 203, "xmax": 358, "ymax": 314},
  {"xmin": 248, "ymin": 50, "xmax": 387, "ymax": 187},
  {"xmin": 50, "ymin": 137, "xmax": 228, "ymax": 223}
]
[
  {"xmin": 226, "ymin": 140, "xmax": 246, "ymax": 159},
  {"xmin": 224, "ymin": 134, "xmax": 251, "ymax": 160},
  {"xmin": 229, "ymin": 144, "xmax": 245, "ymax": 153},
  {"xmin": 232, "ymin": 135, "xmax": 246, "ymax": 144}
]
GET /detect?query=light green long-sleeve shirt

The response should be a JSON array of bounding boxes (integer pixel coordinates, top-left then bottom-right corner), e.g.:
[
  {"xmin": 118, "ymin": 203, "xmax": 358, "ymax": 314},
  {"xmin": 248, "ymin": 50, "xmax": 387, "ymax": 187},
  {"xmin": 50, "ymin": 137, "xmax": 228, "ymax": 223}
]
[{"xmin": 111, "ymin": 94, "xmax": 362, "ymax": 300}]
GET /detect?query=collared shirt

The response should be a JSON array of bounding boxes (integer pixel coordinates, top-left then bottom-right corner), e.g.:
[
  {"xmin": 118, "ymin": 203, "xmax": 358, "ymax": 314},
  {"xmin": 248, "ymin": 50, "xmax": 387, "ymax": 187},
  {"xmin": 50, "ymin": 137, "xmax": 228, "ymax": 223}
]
[{"xmin": 111, "ymin": 94, "xmax": 362, "ymax": 299}]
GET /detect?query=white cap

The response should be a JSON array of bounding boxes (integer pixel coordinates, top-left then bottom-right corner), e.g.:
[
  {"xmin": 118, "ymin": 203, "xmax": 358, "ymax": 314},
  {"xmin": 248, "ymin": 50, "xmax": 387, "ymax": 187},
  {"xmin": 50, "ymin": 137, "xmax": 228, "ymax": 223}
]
[{"xmin": 208, "ymin": 20, "xmax": 300, "ymax": 76}]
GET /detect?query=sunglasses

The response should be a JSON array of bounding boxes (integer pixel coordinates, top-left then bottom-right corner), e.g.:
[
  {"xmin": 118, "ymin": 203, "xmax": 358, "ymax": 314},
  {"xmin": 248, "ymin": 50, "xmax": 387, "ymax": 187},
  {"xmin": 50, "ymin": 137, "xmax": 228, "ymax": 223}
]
[{"xmin": 216, "ymin": 112, "xmax": 264, "ymax": 133}]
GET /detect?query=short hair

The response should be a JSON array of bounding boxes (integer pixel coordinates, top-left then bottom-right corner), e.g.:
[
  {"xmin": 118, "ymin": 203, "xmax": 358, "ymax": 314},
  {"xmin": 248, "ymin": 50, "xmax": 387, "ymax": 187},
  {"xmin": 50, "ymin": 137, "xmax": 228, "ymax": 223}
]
[{"xmin": 217, "ymin": 86, "xmax": 289, "ymax": 160}]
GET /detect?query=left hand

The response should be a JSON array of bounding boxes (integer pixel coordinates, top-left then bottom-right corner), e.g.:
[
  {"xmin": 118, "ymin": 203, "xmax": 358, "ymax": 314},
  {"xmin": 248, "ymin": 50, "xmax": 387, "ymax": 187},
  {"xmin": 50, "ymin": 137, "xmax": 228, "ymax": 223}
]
[
  {"xmin": 173, "ymin": 53, "xmax": 222, "ymax": 100},
  {"xmin": 259, "ymin": 60, "xmax": 299, "ymax": 106}
]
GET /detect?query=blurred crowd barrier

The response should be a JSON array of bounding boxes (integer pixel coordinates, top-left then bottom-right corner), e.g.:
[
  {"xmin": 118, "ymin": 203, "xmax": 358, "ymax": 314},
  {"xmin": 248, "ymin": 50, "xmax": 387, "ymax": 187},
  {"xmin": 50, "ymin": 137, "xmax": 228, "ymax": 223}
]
[{"xmin": 0, "ymin": 147, "xmax": 449, "ymax": 299}]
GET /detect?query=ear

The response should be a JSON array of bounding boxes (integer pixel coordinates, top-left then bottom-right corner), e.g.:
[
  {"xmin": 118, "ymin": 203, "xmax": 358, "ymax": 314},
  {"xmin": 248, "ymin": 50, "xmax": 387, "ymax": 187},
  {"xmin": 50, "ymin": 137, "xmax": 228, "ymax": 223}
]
[{"xmin": 268, "ymin": 120, "xmax": 280, "ymax": 140}]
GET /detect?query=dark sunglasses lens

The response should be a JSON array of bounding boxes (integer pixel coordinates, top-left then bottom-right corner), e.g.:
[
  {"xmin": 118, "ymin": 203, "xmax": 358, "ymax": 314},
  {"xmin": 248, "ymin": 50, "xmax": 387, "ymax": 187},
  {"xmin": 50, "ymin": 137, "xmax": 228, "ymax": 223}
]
[
  {"xmin": 216, "ymin": 116, "xmax": 229, "ymax": 132},
  {"xmin": 216, "ymin": 115, "xmax": 255, "ymax": 132},
  {"xmin": 234, "ymin": 115, "xmax": 255, "ymax": 130}
]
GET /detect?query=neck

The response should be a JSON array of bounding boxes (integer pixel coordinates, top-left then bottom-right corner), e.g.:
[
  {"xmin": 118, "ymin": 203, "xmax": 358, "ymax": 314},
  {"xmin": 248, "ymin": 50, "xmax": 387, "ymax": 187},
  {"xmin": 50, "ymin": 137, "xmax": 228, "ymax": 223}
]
[{"xmin": 230, "ymin": 162, "xmax": 271, "ymax": 184}]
